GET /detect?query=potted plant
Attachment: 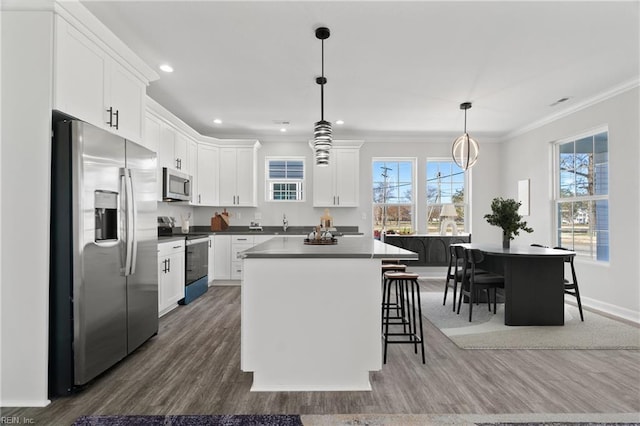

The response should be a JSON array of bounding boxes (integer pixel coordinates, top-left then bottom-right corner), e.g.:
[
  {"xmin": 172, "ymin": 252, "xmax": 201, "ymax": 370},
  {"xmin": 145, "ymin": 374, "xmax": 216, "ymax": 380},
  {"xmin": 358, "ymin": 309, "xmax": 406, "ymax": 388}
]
[{"xmin": 484, "ymin": 197, "xmax": 533, "ymax": 248}]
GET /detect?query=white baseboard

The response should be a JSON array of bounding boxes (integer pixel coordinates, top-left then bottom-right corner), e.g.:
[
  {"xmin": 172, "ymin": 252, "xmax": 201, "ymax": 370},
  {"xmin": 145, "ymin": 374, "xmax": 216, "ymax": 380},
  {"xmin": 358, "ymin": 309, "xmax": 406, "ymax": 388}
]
[
  {"xmin": 579, "ymin": 296, "xmax": 640, "ymax": 325},
  {"xmin": 0, "ymin": 399, "xmax": 50, "ymax": 407}
]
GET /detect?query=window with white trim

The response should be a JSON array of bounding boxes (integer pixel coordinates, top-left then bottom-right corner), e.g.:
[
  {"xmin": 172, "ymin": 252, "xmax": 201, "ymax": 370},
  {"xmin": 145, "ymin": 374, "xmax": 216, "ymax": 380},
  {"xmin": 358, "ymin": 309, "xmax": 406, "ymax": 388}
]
[
  {"xmin": 265, "ymin": 157, "xmax": 305, "ymax": 201},
  {"xmin": 555, "ymin": 129, "xmax": 609, "ymax": 260},
  {"xmin": 426, "ymin": 160, "xmax": 467, "ymax": 234},
  {"xmin": 372, "ymin": 159, "xmax": 415, "ymax": 235}
]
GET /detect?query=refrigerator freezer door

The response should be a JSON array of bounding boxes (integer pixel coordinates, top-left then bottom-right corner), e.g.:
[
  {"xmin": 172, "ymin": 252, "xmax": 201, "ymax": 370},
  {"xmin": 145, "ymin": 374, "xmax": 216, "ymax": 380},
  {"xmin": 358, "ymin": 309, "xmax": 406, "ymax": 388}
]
[
  {"xmin": 125, "ymin": 140, "xmax": 159, "ymax": 352},
  {"xmin": 72, "ymin": 121, "xmax": 128, "ymax": 385}
]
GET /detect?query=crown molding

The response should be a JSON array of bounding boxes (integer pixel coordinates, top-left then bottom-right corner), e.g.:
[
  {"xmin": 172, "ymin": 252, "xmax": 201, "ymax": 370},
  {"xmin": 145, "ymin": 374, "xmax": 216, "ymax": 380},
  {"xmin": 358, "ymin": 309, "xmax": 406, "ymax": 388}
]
[{"xmin": 504, "ymin": 77, "xmax": 640, "ymax": 141}]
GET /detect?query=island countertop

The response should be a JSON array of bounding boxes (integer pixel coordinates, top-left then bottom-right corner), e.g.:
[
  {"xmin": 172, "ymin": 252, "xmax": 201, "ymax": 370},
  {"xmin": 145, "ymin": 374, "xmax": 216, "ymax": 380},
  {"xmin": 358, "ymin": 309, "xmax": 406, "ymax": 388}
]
[{"xmin": 239, "ymin": 236, "xmax": 418, "ymax": 259}]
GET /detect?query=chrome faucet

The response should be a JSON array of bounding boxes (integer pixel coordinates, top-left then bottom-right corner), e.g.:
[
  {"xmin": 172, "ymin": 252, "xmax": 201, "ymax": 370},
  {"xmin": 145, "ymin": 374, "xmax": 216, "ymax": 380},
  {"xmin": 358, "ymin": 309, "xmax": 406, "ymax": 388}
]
[{"xmin": 283, "ymin": 214, "xmax": 288, "ymax": 232}]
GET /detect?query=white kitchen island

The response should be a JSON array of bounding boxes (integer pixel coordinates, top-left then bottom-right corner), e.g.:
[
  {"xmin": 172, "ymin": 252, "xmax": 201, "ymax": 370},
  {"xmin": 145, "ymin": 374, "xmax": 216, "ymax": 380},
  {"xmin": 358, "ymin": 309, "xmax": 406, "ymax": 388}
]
[{"xmin": 239, "ymin": 236, "xmax": 417, "ymax": 391}]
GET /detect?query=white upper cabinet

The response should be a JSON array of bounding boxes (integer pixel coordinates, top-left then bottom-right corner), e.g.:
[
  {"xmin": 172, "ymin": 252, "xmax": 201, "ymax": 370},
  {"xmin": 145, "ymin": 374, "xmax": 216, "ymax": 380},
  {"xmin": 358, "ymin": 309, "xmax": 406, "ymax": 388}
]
[
  {"xmin": 53, "ymin": 15, "xmax": 147, "ymax": 143},
  {"xmin": 157, "ymin": 123, "xmax": 191, "ymax": 174},
  {"xmin": 174, "ymin": 133, "xmax": 190, "ymax": 173},
  {"xmin": 143, "ymin": 112, "xmax": 161, "ymax": 153},
  {"xmin": 219, "ymin": 145, "xmax": 259, "ymax": 207},
  {"xmin": 196, "ymin": 144, "xmax": 219, "ymax": 206},
  {"xmin": 158, "ymin": 123, "xmax": 176, "ymax": 170},
  {"xmin": 188, "ymin": 139, "xmax": 198, "ymax": 203},
  {"xmin": 312, "ymin": 142, "xmax": 363, "ymax": 207}
]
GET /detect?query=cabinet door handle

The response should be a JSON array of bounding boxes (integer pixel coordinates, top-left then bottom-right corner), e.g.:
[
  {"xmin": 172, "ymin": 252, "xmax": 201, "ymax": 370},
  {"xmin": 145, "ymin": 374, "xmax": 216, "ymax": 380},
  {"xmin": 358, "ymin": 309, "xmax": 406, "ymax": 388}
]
[
  {"xmin": 237, "ymin": 238, "xmax": 248, "ymax": 241},
  {"xmin": 237, "ymin": 195, "xmax": 240, "ymax": 204},
  {"xmin": 172, "ymin": 245, "xmax": 182, "ymax": 249},
  {"xmin": 106, "ymin": 107, "xmax": 114, "ymax": 127},
  {"xmin": 198, "ymin": 194, "xmax": 201, "ymax": 203},
  {"xmin": 167, "ymin": 257, "xmax": 171, "ymax": 272},
  {"xmin": 113, "ymin": 109, "xmax": 119, "ymax": 130},
  {"xmin": 337, "ymin": 195, "xmax": 340, "ymax": 205}
]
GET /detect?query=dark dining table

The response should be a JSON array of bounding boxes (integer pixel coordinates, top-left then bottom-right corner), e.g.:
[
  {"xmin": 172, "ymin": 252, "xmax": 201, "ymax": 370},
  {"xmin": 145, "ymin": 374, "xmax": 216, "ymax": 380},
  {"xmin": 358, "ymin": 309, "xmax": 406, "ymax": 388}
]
[{"xmin": 456, "ymin": 243, "xmax": 575, "ymax": 326}]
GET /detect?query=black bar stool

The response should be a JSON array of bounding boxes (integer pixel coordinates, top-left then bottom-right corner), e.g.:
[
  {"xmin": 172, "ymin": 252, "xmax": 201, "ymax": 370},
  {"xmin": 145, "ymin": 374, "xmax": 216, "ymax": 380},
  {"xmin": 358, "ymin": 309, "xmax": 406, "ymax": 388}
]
[
  {"xmin": 382, "ymin": 271, "xmax": 425, "ymax": 364},
  {"xmin": 381, "ymin": 263, "xmax": 408, "ymax": 332}
]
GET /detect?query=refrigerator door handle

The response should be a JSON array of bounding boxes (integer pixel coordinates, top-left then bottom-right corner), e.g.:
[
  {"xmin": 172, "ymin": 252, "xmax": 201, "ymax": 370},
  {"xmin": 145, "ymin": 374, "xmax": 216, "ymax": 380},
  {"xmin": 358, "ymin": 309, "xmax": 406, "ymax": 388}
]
[
  {"xmin": 128, "ymin": 169, "xmax": 138, "ymax": 275},
  {"xmin": 120, "ymin": 171, "xmax": 129, "ymax": 273},
  {"xmin": 123, "ymin": 169, "xmax": 134, "ymax": 276}
]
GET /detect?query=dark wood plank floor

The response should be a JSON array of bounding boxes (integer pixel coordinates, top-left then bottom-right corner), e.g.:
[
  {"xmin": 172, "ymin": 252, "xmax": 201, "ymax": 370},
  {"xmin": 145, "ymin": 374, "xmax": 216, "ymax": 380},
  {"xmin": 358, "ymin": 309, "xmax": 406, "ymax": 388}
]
[{"xmin": 5, "ymin": 282, "xmax": 640, "ymax": 425}]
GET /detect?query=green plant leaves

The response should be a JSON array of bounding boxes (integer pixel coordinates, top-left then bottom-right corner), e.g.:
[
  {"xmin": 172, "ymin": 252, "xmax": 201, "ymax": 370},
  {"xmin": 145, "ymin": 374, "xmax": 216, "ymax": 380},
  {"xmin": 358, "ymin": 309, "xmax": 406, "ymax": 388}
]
[{"xmin": 484, "ymin": 197, "xmax": 533, "ymax": 240}]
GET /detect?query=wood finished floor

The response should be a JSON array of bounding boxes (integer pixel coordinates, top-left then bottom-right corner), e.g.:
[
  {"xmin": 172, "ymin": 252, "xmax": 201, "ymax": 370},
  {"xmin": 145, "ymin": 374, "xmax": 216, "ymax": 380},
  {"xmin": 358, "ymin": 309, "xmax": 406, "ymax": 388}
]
[{"xmin": 5, "ymin": 282, "xmax": 640, "ymax": 425}]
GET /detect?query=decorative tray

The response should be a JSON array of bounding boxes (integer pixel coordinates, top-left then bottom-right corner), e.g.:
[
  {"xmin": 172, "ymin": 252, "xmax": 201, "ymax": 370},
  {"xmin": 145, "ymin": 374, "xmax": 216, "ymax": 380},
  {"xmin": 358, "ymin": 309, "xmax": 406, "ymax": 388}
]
[{"xmin": 304, "ymin": 238, "xmax": 338, "ymax": 245}]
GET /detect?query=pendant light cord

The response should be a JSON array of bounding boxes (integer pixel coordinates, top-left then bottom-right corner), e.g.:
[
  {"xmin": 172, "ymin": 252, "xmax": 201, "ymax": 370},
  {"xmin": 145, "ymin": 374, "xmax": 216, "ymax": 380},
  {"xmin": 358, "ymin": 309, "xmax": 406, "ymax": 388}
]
[
  {"xmin": 464, "ymin": 108, "xmax": 467, "ymax": 134},
  {"xmin": 320, "ymin": 38, "xmax": 325, "ymax": 121}
]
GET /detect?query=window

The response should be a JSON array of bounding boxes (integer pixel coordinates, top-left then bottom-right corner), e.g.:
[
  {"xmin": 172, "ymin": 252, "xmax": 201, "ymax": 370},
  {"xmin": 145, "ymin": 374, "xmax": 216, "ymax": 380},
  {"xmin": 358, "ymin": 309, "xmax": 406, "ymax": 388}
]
[
  {"xmin": 426, "ymin": 160, "xmax": 467, "ymax": 234},
  {"xmin": 372, "ymin": 159, "xmax": 415, "ymax": 235},
  {"xmin": 555, "ymin": 130, "xmax": 609, "ymax": 261},
  {"xmin": 266, "ymin": 158, "xmax": 304, "ymax": 201}
]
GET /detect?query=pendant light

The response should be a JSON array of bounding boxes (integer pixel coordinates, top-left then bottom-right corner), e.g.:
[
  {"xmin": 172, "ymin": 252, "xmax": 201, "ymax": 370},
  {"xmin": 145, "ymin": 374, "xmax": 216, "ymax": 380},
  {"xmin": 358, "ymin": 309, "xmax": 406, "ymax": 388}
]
[
  {"xmin": 314, "ymin": 27, "xmax": 331, "ymax": 167},
  {"xmin": 451, "ymin": 102, "xmax": 479, "ymax": 170}
]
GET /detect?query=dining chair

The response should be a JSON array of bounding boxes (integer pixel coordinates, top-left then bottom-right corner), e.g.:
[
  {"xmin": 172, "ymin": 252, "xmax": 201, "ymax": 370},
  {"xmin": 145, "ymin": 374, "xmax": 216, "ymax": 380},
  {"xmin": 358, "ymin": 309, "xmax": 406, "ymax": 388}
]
[
  {"xmin": 457, "ymin": 248, "xmax": 505, "ymax": 322},
  {"xmin": 553, "ymin": 246, "xmax": 584, "ymax": 321},
  {"xmin": 443, "ymin": 244, "xmax": 485, "ymax": 312}
]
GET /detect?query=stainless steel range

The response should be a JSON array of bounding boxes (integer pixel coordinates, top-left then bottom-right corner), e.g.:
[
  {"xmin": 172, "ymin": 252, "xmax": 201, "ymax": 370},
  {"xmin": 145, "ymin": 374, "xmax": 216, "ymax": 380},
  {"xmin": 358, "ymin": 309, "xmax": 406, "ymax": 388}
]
[{"xmin": 180, "ymin": 235, "xmax": 209, "ymax": 304}]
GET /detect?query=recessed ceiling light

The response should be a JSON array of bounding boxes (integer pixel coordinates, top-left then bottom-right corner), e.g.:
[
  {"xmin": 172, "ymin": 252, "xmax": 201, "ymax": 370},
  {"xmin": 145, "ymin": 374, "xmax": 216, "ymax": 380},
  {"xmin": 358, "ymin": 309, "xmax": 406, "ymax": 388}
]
[
  {"xmin": 213, "ymin": 119, "xmax": 222, "ymax": 124},
  {"xmin": 336, "ymin": 120, "xmax": 344, "ymax": 125},
  {"xmin": 280, "ymin": 128, "xmax": 287, "ymax": 132},
  {"xmin": 159, "ymin": 64, "xmax": 173, "ymax": 73}
]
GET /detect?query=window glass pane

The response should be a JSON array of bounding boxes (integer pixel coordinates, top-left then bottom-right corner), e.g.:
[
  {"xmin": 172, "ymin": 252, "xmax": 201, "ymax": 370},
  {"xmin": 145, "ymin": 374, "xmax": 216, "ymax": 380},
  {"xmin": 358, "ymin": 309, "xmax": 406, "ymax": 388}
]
[
  {"xmin": 594, "ymin": 132, "xmax": 608, "ymax": 195},
  {"xmin": 595, "ymin": 200, "xmax": 609, "ymax": 261},
  {"xmin": 557, "ymin": 202, "xmax": 573, "ymax": 249},
  {"xmin": 426, "ymin": 159, "xmax": 467, "ymax": 234},
  {"xmin": 373, "ymin": 159, "xmax": 414, "ymax": 235},
  {"xmin": 575, "ymin": 136, "xmax": 593, "ymax": 196},
  {"xmin": 559, "ymin": 141, "xmax": 574, "ymax": 198},
  {"xmin": 268, "ymin": 160, "xmax": 304, "ymax": 179}
]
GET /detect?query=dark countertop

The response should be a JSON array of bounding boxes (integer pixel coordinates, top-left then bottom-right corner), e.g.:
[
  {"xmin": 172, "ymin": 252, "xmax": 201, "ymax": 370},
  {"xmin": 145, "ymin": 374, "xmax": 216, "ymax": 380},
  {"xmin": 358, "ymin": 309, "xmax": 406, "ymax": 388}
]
[
  {"xmin": 159, "ymin": 225, "xmax": 363, "ymax": 238},
  {"xmin": 239, "ymin": 236, "xmax": 418, "ymax": 259},
  {"xmin": 457, "ymin": 243, "xmax": 575, "ymax": 257},
  {"xmin": 158, "ymin": 235, "xmax": 187, "ymax": 243}
]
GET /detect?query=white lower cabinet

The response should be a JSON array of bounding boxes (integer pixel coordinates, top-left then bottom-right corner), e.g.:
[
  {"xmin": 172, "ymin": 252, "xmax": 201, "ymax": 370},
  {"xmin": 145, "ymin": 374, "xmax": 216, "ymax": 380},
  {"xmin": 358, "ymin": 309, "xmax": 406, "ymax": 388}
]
[
  {"xmin": 212, "ymin": 234, "xmax": 272, "ymax": 282},
  {"xmin": 208, "ymin": 236, "xmax": 216, "ymax": 286},
  {"xmin": 213, "ymin": 235, "xmax": 232, "ymax": 281},
  {"xmin": 158, "ymin": 240, "xmax": 185, "ymax": 317}
]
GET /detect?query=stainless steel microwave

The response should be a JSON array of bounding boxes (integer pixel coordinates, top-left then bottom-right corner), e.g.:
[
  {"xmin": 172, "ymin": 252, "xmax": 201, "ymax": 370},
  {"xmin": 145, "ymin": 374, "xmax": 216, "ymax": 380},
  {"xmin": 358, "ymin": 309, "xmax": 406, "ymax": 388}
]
[{"xmin": 162, "ymin": 167, "xmax": 191, "ymax": 201}]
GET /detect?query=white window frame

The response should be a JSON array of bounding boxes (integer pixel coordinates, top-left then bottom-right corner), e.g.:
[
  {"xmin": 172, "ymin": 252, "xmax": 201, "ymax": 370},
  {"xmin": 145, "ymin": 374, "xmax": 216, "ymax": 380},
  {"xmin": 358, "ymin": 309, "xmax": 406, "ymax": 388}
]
[
  {"xmin": 265, "ymin": 156, "xmax": 306, "ymax": 202},
  {"xmin": 552, "ymin": 126, "xmax": 609, "ymax": 262},
  {"xmin": 426, "ymin": 158, "xmax": 469, "ymax": 234},
  {"xmin": 372, "ymin": 157, "xmax": 417, "ymax": 233}
]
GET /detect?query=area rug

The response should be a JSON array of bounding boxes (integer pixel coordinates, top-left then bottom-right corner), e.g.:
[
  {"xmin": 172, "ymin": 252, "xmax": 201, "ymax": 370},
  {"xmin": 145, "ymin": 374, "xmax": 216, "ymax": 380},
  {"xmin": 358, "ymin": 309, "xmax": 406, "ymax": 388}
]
[
  {"xmin": 73, "ymin": 413, "xmax": 640, "ymax": 426},
  {"xmin": 419, "ymin": 290, "xmax": 640, "ymax": 350},
  {"xmin": 73, "ymin": 414, "xmax": 303, "ymax": 425}
]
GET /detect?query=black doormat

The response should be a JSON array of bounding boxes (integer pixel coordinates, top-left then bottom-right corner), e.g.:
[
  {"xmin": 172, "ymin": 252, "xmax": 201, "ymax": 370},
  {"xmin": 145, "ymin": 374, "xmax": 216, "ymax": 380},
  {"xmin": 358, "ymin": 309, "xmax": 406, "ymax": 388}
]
[{"xmin": 73, "ymin": 415, "xmax": 303, "ymax": 426}]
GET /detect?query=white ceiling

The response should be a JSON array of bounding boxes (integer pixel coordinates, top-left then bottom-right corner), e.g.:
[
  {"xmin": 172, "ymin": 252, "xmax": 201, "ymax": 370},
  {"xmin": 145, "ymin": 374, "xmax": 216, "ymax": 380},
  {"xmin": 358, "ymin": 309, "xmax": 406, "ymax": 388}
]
[{"xmin": 81, "ymin": 0, "xmax": 640, "ymax": 141}]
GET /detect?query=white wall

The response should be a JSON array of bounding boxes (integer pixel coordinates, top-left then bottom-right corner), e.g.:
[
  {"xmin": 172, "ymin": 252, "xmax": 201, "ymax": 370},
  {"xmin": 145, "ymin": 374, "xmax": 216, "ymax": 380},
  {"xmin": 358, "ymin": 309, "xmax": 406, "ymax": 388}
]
[
  {"xmin": 1, "ymin": 11, "xmax": 53, "ymax": 407},
  {"xmin": 192, "ymin": 137, "xmax": 503, "ymax": 239},
  {"xmin": 501, "ymin": 87, "xmax": 640, "ymax": 321}
]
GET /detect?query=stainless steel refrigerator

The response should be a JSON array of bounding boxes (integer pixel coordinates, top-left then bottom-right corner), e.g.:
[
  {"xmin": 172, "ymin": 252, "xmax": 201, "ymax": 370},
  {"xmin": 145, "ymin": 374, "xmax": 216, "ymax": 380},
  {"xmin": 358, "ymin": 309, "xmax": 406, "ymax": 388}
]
[{"xmin": 49, "ymin": 119, "xmax": 158, "ymax": 396}]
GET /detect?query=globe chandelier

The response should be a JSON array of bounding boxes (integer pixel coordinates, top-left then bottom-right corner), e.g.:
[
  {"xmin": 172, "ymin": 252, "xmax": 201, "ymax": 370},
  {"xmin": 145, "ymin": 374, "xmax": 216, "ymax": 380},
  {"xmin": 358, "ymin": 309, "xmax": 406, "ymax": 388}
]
[{"xmin": 451, "ymin": 102, "xmax": 479, "ymax": 170}]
